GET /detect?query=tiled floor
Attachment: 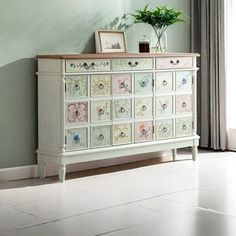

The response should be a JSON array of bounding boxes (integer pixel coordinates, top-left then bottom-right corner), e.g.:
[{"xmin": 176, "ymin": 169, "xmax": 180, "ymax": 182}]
[{"xmin": 1, "ymin": 150, "xmax": 236, "ymax": 236}]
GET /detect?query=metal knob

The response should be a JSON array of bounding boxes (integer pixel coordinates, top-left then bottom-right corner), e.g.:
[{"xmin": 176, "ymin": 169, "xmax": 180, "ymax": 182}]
[
  {"xmin": 98, "ymin": 134, "xmax": 104, "ymax": 140},
  {"xmin": 128, "ymin": 61, "xmax": 139, "ymax": 67},
  {"xmin": 162, "ymin": 104, "xmax": 167, "ymax": 109},
  {"xmin": 182, "ymin": 78, "xmax": 187, "ymax": 84},
  {"xmin": 98, "ymin": 109, "xmax": 104, "ymax": 115},
  {"xmin": 170, "ymin": 60, "xmax": 180, "ymax": 65},
  {"xmin": 98, "ymin": 83, "xmax": 104, "ymax": 90},
  {"xmin": 141, "ymin": 105, "xmax": 147, "ymax": 111},
  {"xmin": 182, "ymin": 102, "xmax": 187, "ymax": 108},
  {"xmin": 120, "ymin": 107, "xmax": 126, "ymax": 113},
  {"xmin": 162, "ymin": 80, "xmax": 167, "ymax": 86},
  {"xmin": 162, "ymin": 127, "xmax": 167, "ymax": 133},
  {"xmin": 120, "ymin": 132, "xmax": 126, "ymax": 138},
  {"xmin": 182, "ymin": 124, "xmax": 187, "ymax": 130}
]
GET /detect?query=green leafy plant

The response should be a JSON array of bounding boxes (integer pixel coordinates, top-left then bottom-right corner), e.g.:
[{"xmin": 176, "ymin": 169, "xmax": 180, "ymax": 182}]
[{"xmin": 131, "ymin": 4, "xmax": 186, "ymax": 51}]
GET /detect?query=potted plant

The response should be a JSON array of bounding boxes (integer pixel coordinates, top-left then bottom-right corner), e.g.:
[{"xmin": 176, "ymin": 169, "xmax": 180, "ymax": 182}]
[{"xmin": 131, "ymin": 4, "xmax": 186, "ymax": 52}]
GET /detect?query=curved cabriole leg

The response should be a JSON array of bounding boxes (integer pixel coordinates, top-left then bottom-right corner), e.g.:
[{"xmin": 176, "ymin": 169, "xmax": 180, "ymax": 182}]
[
  {"xmin": 172, "ymin": 149, "xmax": 177, "ymax": 161},
  {"xmin": 59, "ymin": 164, "xmax": 66, "ymax": 182},
  {"xmin": 192, "ymin": 145, "xmax": 198, "ymax": 161}
]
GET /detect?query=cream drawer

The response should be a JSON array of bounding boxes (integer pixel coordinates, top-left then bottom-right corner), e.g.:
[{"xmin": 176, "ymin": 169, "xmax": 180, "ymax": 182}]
[
  {"xmin": 66, "ymin": 75, "xmax": 88, "ymax": 98},
  {"xmin": 176, "ymin": 94, "xmax": 192, "ymax": 114},
  {"xmin": 113, "ymin": 58, "xmax": 153, "ymax": 71},
  {"xmin": 176, "ymin": 117, "xmax": 192, "ymax": 137},
  {"xmin": 113, "ymin": 98, "xmax": 132, "ymax": 120},
  {"xmin": 66, "ymin": 127, "xmax": 88, "ymax": 151},
  {"xmin": 135, "ymin": 121, "xmax": 153, "ymax": 142},
  {"xmin": 91, "ymin": 74, "xmax": 111, "ymax": 97},
  {"xmin": 156, "ymin": 95, "xmax": 173, "ymax": 116},
  {"xmin": 66, "ymin": 102, "xmax": 88, "ymax": 124},
  {"xmin": 156, "ymin": 119, "xmax": 173, "ymax": 140},
  {"xmin": 91, "ymin": 125, "xmax": 111, "ymax": 148},
  {"xmin": 65, "ymin": 59, "xmax": 111, "ymax": 73},
  {"xmin": 156, "ymin": 57, "xmax": 193, "ymax": 69},
  {"xmin": 91, "ymin": 100, "xmax": 111, "ymax": 122},
  {"xmin": 156, "ymin": 72, "xmax": 173, "ymax": 92},
  {"xmin": 135, "ymin": 97, "xmax": 153, "ymax": 118},
  {"xmin": 113, "ymin": 123, "xmax": 132, "ymax": 145}
]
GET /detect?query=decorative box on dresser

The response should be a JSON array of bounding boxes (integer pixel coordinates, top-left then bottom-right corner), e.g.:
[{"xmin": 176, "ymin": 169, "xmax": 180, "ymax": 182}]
[{"xmin": 37, "ymin": 53, "xmax": 200, "ymax": 182}]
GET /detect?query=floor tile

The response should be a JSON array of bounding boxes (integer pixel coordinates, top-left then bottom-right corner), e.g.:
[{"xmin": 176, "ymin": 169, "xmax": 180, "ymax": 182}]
[
  {"xmin": 2, "ymin": 204, "xmax": 164, "ymax": 236},
  {"xmin": 100, "ymin": 210, "xmax": 236, "ymax": 236}
]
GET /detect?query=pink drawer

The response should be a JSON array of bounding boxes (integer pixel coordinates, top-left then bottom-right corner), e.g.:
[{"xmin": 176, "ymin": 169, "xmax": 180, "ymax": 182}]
[
  {"xmin": 156, "ymin": 57, "xmax": 193, "ymax": 69},
  {"xmin": 66, "ymin": 102, "xmax": 88, "ymax": 124},
  {"xmin": 113, "ymin": 74, "xmax": 132, "ymax": 95},
  {"xmin": 135, "ymin": 121, "xmax": 153, "ymax": 142}
]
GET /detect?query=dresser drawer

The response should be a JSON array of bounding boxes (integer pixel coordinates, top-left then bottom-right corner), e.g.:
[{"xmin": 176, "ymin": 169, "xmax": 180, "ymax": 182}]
[
  {"xmin": 135, "ymin": 73, "xmax": 153, "ymax": 94},
  {"xmin": 113, "ymin": 123, "xmax": 132, "ymax": 145},
  {"xmin": 65, "ymin": 59, "xmax": 111, "ymax": 73},
  {"xmin": 156, "ymin": 95, "xmax": 173, "ymax": 116},
  {"xmin": 113, "ymin": 58, "xmax": 153, "ymax": 71},
  {"xmin": 113, "ymin": 73, "xmax": 132, "ymax": 95},
  {"xmin": 176, "ymin": 94, "xmax": 192, "ymax": 114},
  {"xmin": 156, "ymin": 72, "xmax": 173, "ymax": 92},
  {"xmin": 176, "ymin": 117, "xmax": 192, "ymax": 137},
  {"xmin": 176, "ymin": 71, "xmax": 192, "ymax": 91},
  {"xmin": 135, "ymin": 121, "xmax": 153, "ymax": 142},
  {"xmin": 91, "ymin": 100, "xmax": 111, "ymax": 122},
  {"xmin": 156, "ymin": 119, "xmax": 173, "ymax": 140},
  {"xmin": 91, "ymin": 125, "xmax": 111, "ymax": 148},
  {"xmin": 66, "ymin": 102, "xmax": 88, "ymax": 124},
  {"xmin": 91, "ymin": 74, "xmax": 111, "ymax": 97},
  {"xmin": 66, "ymin": 75, "xmax": 88, "ymax": 98},
  {"xmin": 135, "ymin": 97, "xmax": 153, "ymax": 118},
  {"xmin": 156, "ymin": 57, "xmax": 193, "ymax": 69},
  {"xmin": 113, "ymin": 98, "xmax": 132, "ymax": 120},
  {"xmin": 66, "ymin": 127, "xmax": 88, "ymax": 151}
]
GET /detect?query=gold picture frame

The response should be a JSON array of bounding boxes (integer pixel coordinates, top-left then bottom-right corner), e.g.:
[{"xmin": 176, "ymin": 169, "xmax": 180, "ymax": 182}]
[{"xmin": 95, "ymin": 30, "xmax": 127, "ymax": 53}]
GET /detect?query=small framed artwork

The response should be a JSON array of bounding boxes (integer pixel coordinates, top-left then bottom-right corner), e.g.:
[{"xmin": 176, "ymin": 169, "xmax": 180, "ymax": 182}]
[{"xmin": 95, "ymin": 30, "xmax": 127, "ymax": 53}]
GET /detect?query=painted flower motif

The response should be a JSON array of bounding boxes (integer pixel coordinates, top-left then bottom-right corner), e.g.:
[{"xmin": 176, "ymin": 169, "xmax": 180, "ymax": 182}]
[
  {"xmin": 91, "ymin": 76, "xmax": 111, "ymax": 96},
  {"xmin": 114, "ymin": 99, "xmax": 130, "ymax": 119},
  {"xmin": 136, "ymin": 122, "xmax": 152, "ymax": 140},
  {"xmin": 66, "ymin": 76, "xmax": 87, "ymax": 97},
  {"xmin": 67, "ymin": 102, "xmax": 87, "ymax": 123},
  {"xmin": 113, "ymin": 74, "xmax": 132, "ymax": 94}
]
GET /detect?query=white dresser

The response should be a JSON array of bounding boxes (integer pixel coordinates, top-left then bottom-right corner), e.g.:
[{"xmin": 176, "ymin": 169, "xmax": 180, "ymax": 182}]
[{"xmin": 37, "ymin": 53, "xmax": 199, "ymax": 182}]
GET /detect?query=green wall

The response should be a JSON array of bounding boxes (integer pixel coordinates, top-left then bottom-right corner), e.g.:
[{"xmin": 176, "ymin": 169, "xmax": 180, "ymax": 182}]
[{"xmin": 0, "ymin": 0, "xmax": 190, "ymax": 168}]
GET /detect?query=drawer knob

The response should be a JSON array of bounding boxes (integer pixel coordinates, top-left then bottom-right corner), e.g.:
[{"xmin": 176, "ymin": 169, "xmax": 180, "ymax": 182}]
[
  {"xmin": 98, "ymin": 134, "xmax": 104, "ymax": 140},
  {"xmin": 140, "ymin": 80, "xmax": 147, "ymax": 87},
  {"xmin": 170, "ymin": 60, "xmax": 180, "ymax": 65},
  {"xmin": 162, "ymin": 80, "xmax": 168, "ymax": 86},
  {"xmin": 141, "ymin": 129, "xmax": 147, "ymax": 135},
  {"xmin": 182, "ymin": 78, "xmax": 187, "ymax": 84},
  {"xmin": 73, "ymin": 134, "xmax": 80, "ymax": 144},
  {"xmin": 120, "ymin": 132, "xmax": 126, "ymax": 138},
  {"xmin": 98, "ymin": 83, "xmax": 105, "ymax": 90},
  {"xmin": 82, "ymin": 62, "xmax": 96, "ymax": 70},
  {"xmin": 162, "ymin": 127, "xmax": 168, "ymax": 133},
  {"xmin": 128, "ymin": 61, "xmax": 139, "ymax": 67},
  {"xmin": 162, "ymin": 104, "xmax": 167, "ymax": 110},
  {"xmin": 182, "ymin": 102, "xmax": 187, "ymax": 108},
  {"xmin": 182, "ymin": 124, "xmax": 187, "ymax": 130},
  {"xmin": 141, "ymin": 105, "xmax": 147, "ymax": 111},
  {"xmin": 120, "ymin": 82, "xmax": 126, "ymax": 89},
  {"xmin": 98, "ymin": 109, "xmax": 104, "ymax": 115},
  {"xmin": 120, "ymin": 107, "xmax": 126, "ymax": 113},
  {"xmin": 74, "ymin": 84, "xmax": 80, "ymax": 90}
]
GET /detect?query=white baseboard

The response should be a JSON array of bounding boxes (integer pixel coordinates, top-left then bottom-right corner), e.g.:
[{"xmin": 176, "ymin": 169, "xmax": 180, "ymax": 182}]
[{"xmin": 0, "ymin": 151, "xmax": 172, "ymax": 181}]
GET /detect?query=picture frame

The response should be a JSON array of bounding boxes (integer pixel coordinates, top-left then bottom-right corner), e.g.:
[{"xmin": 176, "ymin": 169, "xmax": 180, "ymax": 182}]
[{"xmin": 95, "ymin": 30, "xmax": 127, "ymax": 53}]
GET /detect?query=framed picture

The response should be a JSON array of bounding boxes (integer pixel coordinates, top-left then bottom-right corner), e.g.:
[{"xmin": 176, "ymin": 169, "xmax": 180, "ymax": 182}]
[{"xmin": 95, "ymin": 30, "xmax": 127, "ymax": 53}]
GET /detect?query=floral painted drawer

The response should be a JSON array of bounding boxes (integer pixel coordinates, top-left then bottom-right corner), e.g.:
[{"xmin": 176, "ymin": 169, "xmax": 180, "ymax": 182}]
[
  {"xmin": 135, "ymin": 121, "xmax": 153, "ymax": 142},
  {"xmin": 113, "ymin": 99, "xmax": 132, "ymax": 120},
  {"xmin": 66, "ymin": 127, "xmax": 88, "ymax": 150},
  {"xmin": 176, "ymin": 71, "xmax": 192, "ymax": 91},
  {"xmin": 113, "ymin": 74, "xmax": 132, "ymax": 95},
  {"xmin": 135, "ymin": 97, "xmax": 153, "ymax": 118},
  {"xmin": 135, "ymin": 73, "xmax": 153, "ymax": 94},
  {"xmin": 113, "ymin": 58, "xmax": 153, "ymax": 71},
  {"xmin": 156, "ymin": 95, "xmax": 173, "ymax": 116},
  {"xmin": 65, "ymin": 75, "xmax": 87, "ymax": 98},
  {"xmin": 156, "ymin": 72, "xmax": 173, "ymax": 92},
  {"xmin": 113, "ymin": 123, "xmax": 132, "ymax": 145},
  {"xmin": 91, "ymin": 74, "xmax": 111, "ymax": 96},
  {"xmin": 65, "ymin": 59, "xmax": 111, "ymax": 73},
  {"xmin": 176, "ymin": 117, "xmax": 192, "ymax": 137},
  {"xmin": 156, "ymin": 119, "xmax": 173, "ymax": 140},
  {"xmin": 66, "ymin": 102, "xmax": 88, "ymax": 124},
  {"xmin": 91, "ymin": 125, "xmax": 111, "ymax": 148},
  {"xmin": 176, "ymin": 94, "xmax": 192, "ymax": 114},
  {"xmin": 91, "ymin": 100, "xmax": 111, "ymax": 122}
]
